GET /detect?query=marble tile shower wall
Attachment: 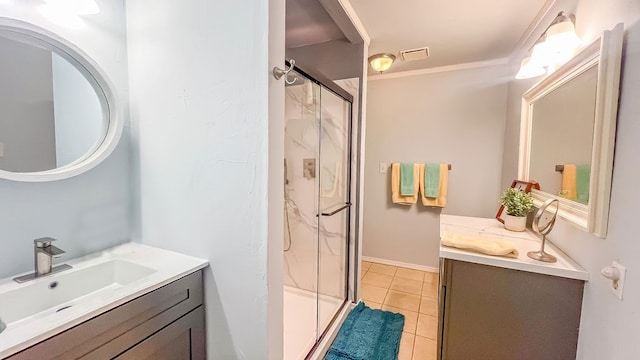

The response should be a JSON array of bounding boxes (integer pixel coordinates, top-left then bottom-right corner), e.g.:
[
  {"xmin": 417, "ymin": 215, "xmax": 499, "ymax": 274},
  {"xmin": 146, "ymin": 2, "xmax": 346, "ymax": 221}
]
[{"xmin": 284, "ymin": 78, "xmax": 359, "ymax": 298}]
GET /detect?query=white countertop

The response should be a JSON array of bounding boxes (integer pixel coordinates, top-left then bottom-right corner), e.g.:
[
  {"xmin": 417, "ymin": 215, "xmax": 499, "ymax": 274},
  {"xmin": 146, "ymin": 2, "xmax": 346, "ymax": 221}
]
[
  {"xmin": 0, "ymin": 242, "xmax": 208, "ymax": 358},
  {"xmin": 439, "ymin": 215, "xmax": 588, "ymax": 281}
]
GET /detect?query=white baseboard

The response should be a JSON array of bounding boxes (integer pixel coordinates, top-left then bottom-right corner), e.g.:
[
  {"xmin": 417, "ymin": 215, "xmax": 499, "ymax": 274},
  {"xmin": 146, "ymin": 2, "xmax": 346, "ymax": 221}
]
[{"xmin": 362, "ymin": 256, "xmax": 439, "ymax": 273}]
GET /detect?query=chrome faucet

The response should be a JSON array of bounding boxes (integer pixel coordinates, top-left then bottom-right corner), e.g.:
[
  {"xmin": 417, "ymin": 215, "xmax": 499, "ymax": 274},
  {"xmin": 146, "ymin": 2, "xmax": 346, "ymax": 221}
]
[
  {"xmin": 34, "ymin": 238, "xmax": 65, "ymax": 276},
  {"xmin": 13, "ymin": 237, "xmax": 72, "ymax": 283}
]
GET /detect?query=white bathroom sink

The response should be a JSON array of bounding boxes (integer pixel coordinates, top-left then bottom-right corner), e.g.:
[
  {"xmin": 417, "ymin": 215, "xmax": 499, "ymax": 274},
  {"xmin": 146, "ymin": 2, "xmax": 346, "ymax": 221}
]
[
  {"xmin": 0, "ymin": 242, "xmax": 208, "ymax": 358},
  {"xmin": 0, "ymin": 259, "xmax": 155, "ymax": 325}
]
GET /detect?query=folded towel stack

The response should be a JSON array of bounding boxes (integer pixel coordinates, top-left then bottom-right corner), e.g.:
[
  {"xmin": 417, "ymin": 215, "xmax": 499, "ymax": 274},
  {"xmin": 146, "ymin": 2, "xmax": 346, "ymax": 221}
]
[
  {"xmin": 419, "ymin": 163, "xmax": 448, "ymax": 208},
  {"xmin": 391, "ymin": 163, "xmax": 420, "ymax": 205},
  {"xmin": 441, "ymin": 232, "xmax": 519, "ymax": 258},
  {"xmin": 391, "ymin": 162, "xmax": 449, "ymax": 207}
]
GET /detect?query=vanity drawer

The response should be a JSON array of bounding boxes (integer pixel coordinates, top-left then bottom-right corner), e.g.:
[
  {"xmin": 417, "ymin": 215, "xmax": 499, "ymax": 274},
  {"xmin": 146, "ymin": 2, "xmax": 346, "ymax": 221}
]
[{"xmin": 7, "ymin": 270, "xmax": 203, "ymax": 360}]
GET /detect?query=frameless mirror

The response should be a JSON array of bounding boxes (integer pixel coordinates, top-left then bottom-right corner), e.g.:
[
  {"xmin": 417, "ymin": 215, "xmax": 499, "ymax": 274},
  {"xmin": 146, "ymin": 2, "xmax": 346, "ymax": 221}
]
[
  {"xmin": 519, "ymin": 24, "xmax": 623, "ymax": 238},
  {"xmin": 0, "ymin": 18, "xmax": 121, "ymax": 182}
]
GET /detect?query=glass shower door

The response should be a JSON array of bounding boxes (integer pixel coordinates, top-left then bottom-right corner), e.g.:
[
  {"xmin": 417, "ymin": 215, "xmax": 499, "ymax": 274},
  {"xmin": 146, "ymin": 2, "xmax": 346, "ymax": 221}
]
[{"xmin": 316, "ymin": 86, "xmax": 351, "ymax": 339}]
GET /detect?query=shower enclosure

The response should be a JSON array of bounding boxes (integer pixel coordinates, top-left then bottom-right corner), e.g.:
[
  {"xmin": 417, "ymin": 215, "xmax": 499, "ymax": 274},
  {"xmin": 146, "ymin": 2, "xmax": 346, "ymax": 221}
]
[{"xmin": 283, "ymin": 65, "xmax": 353, "ymax": 360}]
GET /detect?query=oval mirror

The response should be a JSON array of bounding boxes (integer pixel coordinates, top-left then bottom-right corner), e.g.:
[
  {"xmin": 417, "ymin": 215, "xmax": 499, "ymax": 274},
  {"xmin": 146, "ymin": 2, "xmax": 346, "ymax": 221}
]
[{"xmin": 0, "ymin": 18, "xmax": 121, "ymax": 182}]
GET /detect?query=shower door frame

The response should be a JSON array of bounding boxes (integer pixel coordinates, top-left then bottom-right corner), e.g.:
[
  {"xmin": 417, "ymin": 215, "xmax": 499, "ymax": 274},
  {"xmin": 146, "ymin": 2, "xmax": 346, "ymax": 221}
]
[{"xmin": 287, "ymin": 61, "xmax": 355, "ymax": 358}]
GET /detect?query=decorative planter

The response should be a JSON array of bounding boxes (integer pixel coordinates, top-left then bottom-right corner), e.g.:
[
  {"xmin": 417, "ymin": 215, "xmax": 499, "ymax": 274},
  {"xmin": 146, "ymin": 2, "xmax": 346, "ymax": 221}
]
[{"xmin": 504, "ymin": 214, "xmax": 527, "ymax": 232}]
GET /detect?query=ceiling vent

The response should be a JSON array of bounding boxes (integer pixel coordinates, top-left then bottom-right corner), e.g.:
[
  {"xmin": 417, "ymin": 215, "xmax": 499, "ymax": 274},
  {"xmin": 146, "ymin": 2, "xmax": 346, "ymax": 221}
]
[{"xmin": 399, "ymin": 47, "xmax": 430, "ymax": 61}]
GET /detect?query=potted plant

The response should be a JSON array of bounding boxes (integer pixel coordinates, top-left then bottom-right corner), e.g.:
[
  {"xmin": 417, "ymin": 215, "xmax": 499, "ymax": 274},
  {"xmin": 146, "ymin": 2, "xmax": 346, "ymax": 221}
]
[{"xmin": 500, "ymin": 188, "xmax": 535, "ymax": 231}]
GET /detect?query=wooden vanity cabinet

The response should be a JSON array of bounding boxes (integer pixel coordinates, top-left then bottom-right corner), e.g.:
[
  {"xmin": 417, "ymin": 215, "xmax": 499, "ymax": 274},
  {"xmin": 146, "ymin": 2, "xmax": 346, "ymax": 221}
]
[
  {"xmin": 7, "ymin": 271, "xmax": 205, "ymax": 360},
  {"xmin": 437, "ymin": 259, "xmax": 584, "ymax": 360}
]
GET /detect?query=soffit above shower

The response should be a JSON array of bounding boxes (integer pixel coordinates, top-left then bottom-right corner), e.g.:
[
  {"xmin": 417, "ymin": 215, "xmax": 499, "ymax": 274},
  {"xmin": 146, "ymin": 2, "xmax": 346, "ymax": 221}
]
[
  {"xmin": 349, "ymin": 0, "xmax": 554, "ymax": 74},
  {"xmin": 286, "ymin": 0, "xmax": 349, "ymax": 49}
]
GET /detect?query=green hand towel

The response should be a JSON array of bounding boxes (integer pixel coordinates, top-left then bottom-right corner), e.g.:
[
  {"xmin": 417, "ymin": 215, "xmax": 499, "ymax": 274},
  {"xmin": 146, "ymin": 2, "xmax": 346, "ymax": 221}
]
[
  {"xmin": 400, "ymin": 163, "xmax": 415, "ymax": 196},
  {"xmin": 424, "ymin": 163, "xmax": 440, "ymax": 198},
  {"xmin": 576, "ymin": 164, "xmax": 591, "ymax": 205}
]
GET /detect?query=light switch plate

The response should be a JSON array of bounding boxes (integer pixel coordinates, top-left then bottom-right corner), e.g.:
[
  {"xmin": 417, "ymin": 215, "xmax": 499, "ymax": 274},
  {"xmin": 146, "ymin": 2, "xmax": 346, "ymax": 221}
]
[
  {"xmin": 379, "ymin": 162, "xmax": 388, "ymax": 174},
  {"xmin": 0, "ymin": 142, "xmax": 4, "ymax": 158}
]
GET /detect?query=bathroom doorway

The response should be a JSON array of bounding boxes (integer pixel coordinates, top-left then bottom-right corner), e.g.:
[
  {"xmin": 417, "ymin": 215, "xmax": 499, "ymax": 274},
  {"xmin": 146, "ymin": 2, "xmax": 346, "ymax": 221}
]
[{"xmin": 283, "ymin": 64, "xmax": 353, "ymax": 359}]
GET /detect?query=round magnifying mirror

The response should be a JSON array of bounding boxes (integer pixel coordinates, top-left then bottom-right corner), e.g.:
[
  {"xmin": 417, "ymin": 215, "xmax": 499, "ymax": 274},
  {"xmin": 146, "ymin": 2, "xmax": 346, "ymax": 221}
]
[
  {"xmin": 0, "ymin": 19, "xmax": 121, "ymax": 182},
  {"xmin": 528, "ymin": 199, "xmax": 560, "ymax": 263}
]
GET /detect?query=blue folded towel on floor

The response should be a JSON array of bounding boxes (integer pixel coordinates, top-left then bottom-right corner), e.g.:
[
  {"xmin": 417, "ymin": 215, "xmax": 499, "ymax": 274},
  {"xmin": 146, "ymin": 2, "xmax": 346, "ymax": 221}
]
[{"xmin": 324, "ymin": 302, "xmax": 404, "ymax": 360}]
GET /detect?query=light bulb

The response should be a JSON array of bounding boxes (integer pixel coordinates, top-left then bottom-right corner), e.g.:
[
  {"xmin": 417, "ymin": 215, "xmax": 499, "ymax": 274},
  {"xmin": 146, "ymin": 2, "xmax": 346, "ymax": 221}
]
[{"xmin": 516, "ymin": 57, "xmax": 546, "ymax": 79}]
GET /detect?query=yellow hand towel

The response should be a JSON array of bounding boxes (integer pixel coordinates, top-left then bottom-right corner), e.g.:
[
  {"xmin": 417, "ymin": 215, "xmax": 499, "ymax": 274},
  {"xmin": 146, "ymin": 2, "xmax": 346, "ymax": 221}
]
[
  {"xmin": 391, "ymin": 163, "xmax": 419, "ymax": 205},
  {"xmin": 419, "ymin": 163, "xmax": 449, "ymax": 207},
  {"xmin": 441, "ymin": 232, "xmax": 519, "ymax": 258},
  {"xmin": 561, "ymin": 164, "xmax": 577, "ymax": 200}
]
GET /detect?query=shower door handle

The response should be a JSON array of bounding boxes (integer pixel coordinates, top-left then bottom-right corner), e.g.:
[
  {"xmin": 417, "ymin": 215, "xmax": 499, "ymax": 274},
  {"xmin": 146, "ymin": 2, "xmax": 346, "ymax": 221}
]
[{"xmin": 320, "ymin": 203, "xmax": 351, "ymax": 217}]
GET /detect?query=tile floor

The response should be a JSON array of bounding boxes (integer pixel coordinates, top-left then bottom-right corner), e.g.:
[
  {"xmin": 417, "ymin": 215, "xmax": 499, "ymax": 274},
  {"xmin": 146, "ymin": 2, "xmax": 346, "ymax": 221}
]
[{"xmin": 361, "ymin": 261, "xmax": 439, "ymax": 360}]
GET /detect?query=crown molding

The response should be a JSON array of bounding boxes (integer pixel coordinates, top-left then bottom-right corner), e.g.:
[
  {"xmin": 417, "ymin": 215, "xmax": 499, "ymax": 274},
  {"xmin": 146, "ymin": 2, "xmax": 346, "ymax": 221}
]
[{"xmin": 368, "ymin": 57, "xmax": 510, "ymax": 81}]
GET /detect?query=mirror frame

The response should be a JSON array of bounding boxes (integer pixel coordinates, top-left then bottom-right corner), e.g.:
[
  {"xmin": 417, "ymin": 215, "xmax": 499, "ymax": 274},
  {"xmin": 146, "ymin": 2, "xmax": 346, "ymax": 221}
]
[
  {"xmin": 518, "ymin": 24, "xmax": 623, "ymax": 238},
  {"xmin": 0, "ymin": 17, "xmax": 122, "ymax": 182}
]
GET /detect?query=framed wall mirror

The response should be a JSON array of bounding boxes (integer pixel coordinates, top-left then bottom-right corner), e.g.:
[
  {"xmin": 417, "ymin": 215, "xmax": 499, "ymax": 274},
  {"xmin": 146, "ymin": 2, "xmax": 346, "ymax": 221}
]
[
  {"xmin": 0, "ymin": 18, "xmax": 122, "ymax": 182},
  {"xmin": 518, "ymin": 24, "xmax": 623, "ymax": 238}
]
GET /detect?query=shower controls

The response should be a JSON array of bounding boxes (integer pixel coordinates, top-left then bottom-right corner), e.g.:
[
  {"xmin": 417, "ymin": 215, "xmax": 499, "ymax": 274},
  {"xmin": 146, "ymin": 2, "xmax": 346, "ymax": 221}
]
[{"xmin": 303, "ymin": 158, "xmax": 316, "ymax": 179}]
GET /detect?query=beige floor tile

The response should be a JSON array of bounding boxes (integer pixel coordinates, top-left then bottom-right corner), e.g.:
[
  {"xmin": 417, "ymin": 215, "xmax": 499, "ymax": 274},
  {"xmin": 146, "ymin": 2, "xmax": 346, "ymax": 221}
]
[
  {"xmin": 412, "ymin": 336, "xmax": 437, "ymax": 360},
  {"xmin": 365, "ymin": 301, "xmax": 382, "ymax": 309},
  {"xmin": 361, "ymin": 284, "xmax": 388, "ymax": 303},
  {"xmin": 390, "ymin": 277, "xmax": 423, "ymax": 295},
  {"xmin": 423, "ymin": 272, "xmax": 439, "ymax": 284},
  {"xmin": 368, "ymin": 263, "xmax": 397, "ymax": 276},
  {"xmin": 395, "ymin": 267, "xmax": 426, "ymax": 282},
  {"xmin": 361, "ymin": 270, "xmax": 367, "ymax": 279},
  {"xmin": 398, "ymin": 332, "xmax": 415, "ymax": 360},
  {"xmin": 384, "ymin": 290, "xmax": 420, "ymax": 312},
  {"xmin": 362, "ymin": 272, "xmax": 394, "ymax": 288},
  {"xmin": 419, "ymin": 297, "xmax": 438, "ymax": 316},
  {"xmin": 382, "ymin": 305, "xmax": 419, "ymax": 334},
  {"xmin": 416, "ymin": 314, "xmax": 438, "ymax": 339},
  {"xmin": 361, "ymin": 261, "xmax": 373, "ymax": 271},
  {"xmin": 422, "ymin": 281, "xmax": 438, "ymax": 299}
]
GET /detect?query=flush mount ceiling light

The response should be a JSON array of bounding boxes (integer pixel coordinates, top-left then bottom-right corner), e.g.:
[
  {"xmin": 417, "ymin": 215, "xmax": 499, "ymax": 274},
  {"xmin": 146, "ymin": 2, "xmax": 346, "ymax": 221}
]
[
  {"xmin": 516, "ymin": 11, "xmax": 581, "ymax": 80},
  {"xmin": 369, "ymin": 53, "xmax": 396, "ymax": 73}
]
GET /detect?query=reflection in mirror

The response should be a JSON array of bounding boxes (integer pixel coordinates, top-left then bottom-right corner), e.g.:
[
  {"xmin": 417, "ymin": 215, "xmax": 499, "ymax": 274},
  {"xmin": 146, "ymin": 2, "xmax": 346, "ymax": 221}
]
[
  {"xmin": 528, "ymin": 65, "xmax": 598, "ymax": 205},
  {"xmin": 0, "ymin": 35, "xmax": 105, "ymax": 173}
]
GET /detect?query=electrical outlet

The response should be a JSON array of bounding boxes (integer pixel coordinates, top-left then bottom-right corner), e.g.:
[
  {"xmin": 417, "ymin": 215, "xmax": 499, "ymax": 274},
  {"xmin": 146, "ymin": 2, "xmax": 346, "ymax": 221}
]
[
  {"xmin": 601, "ymin": 261, "xmax": 626, "ymax": 300},
  {"xmin": 379, "ymin": 162, "xmax": 388, "ymax": 174}
]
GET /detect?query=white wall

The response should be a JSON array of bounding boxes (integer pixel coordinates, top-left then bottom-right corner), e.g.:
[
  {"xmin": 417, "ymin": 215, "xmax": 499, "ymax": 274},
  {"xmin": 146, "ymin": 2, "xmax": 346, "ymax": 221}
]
[
  {"xmin": 0, "ymin": 1, "xmax": 131, "ymax": 278},
  {"xmin": 52, "ymin": 52, "xmax": 103, "ymax": 167},
  {"xmin": 0, "ymin": 36, "xmax": 56, "ymax": 172},
  {"xmin": 363, "ymin": 65, "xmax": 509, "ymax": 268},
  {"xmin": 126, "ymin": 0, "xmax": 276, "ymax": 358},
  {"xmin": 501, "ymin": 1, "xmax": 640, "ymax": 358}
]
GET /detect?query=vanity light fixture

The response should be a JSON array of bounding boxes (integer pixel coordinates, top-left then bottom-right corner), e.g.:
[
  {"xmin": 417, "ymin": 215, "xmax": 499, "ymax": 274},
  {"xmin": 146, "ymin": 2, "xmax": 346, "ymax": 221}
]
[
  {"xmin": 368, "ymin": 53, "xmax": 396, "ymax": 73},
  {"xmin": 516, "ymin": 11, "xmax": 581, "ymax": 79},
  {"xmin": 39, "ymin": 0, "xmax": 100, "ymax": 29},
  {"xmin": 44, "ymin": 0, "xmax": 100, "ymax": 15}
]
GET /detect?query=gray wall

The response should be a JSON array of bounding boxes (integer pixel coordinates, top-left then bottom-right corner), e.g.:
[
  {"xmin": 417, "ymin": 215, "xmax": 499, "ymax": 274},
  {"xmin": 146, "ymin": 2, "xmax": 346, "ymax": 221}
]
[
  {"xmin": 0, "ymin": 1, "xmax": 131, "ymax": 278},
  {"xmin": 126, "ymin": 0, "xmax": 273, "ymax": 357},
  {"xmin": 501, "ymin": 1, "xmax": 640, "ymax": 358},
  {"xmin": 363, "ymin": 65, "xmax": 509, "ymax": 268},
  {"xmin": 0, "ymin": 36, "xmax": 56, "ymax": 172}
]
